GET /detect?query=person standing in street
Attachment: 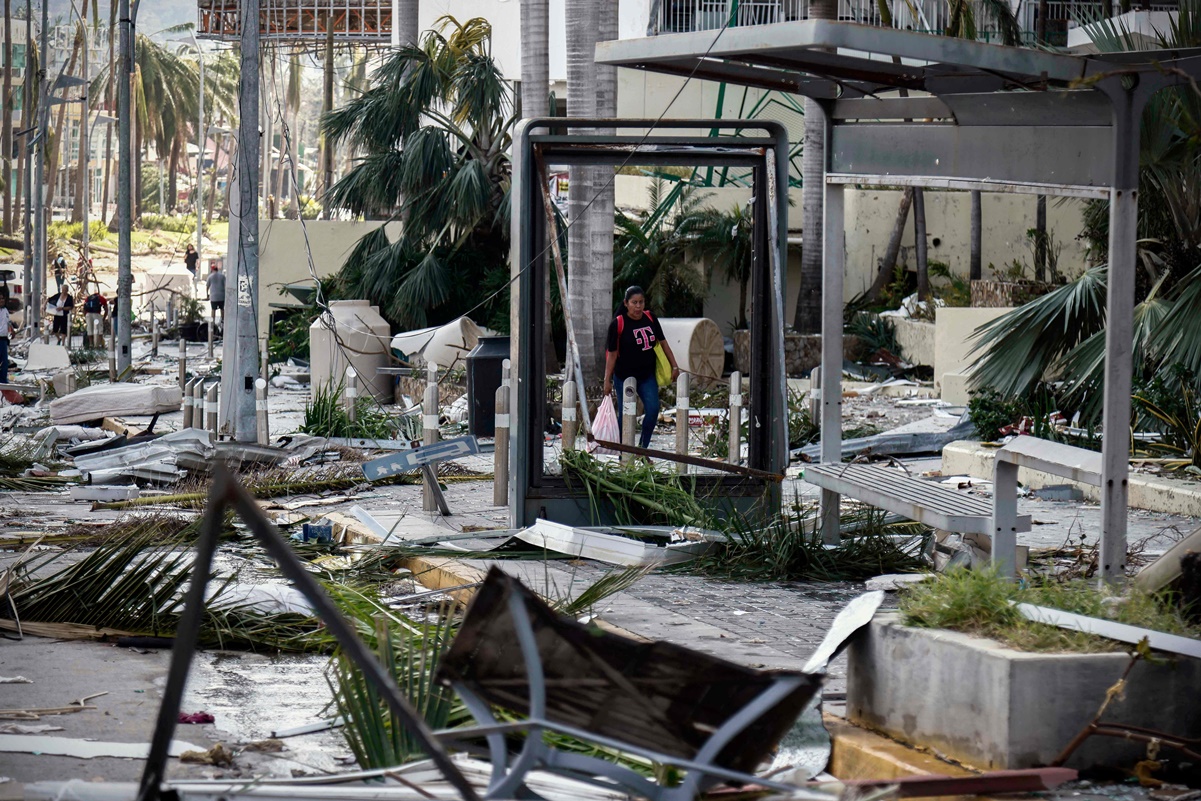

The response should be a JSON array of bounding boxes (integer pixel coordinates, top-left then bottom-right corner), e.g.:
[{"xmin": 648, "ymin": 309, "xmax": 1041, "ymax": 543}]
[
  {"xmin": 83, "ymin": 289, "xmax": 109, "ymax": 349},
  {"xmin": 184, "ymin": 244, "xmax": 200, "ymax": 279},
  {"xmin": 206, "ymin": 262, "xmax": 226, "ymax": 324},
  {"xmin": 53, "ymin": 253, "xmax": 68, "ymax": 292},
  {"xmin": 0, "ymin": 288, "xmax": 12, "ymax": 384},
  {"xmin": 602, "ymin": 285, "xmax": 681, "ymax": 449},
  {"xmin": 51, "ymin": 284, "xmax": 75, "ymax": 347}
]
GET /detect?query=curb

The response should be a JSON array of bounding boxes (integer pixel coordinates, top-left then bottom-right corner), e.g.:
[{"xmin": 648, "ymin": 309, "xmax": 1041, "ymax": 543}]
[{"xmin": 942, "ymin": 440, "xmax": 1201, "ymax": 517}]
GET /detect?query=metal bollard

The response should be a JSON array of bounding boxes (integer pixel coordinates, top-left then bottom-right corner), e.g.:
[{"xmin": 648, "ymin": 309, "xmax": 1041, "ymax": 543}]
[
  {"xmin": 494, "ymin": 385, "xmax": 509, "ymax": 506},
  {"xmin": 206, "ymin": 313, "xmax": 214, "ymax": 359},
  {"xmin": 422, "ymin": 384, "xmax": 440, "ymax": 512},
  {"xmin": 178, "ymin": 338, "xmax": 187, "ymax": 391},
  {"xmin": 205, "ymin": 382, "xmax": 219, "ymax": 435},
  {"xmin": 182, "ymin": 378, "xmax": 195, "ymax": 429},
  {"xmin": 345, "ymin": 366, "xmax": 358, "ymax": 423},
  {"xmin": 151, "ymin": 305, "xmax": 159, "ymax": 358},
  {"xmin": 621, "ymin": 377, "xmax": 637, "ymax": 463},
  {"xmin": 561, "ymin": 380, "xmax": 578, "ymax": 452},
  {"xmin": 809, "ymin": 363, "xmax": 821, "ymax": 421},
  {"xmin": 427, "ymin": 360, "xmax": 438, "ymax": 387},
  {"xmin": 261, "ymin": 337, "xmax": 270, "ymax": 382},
  {"xmin": 728, "ymin": 370, "xmax": 742, "ymax": 465},
  {"xmin": 501, "ymin": 358, "xmax": 511, "ymax": 388},
  {"xmin": 65, "ymin": 372, "xmax": 77, "ymax": 396},
  {"xmin": 107, "ymin": 328, "xmax": 116, "ymax": 382},
  {"xmin": 255, "ymin": 378, "xmax": 269, "ymax": 446},
  {"xmin": 675, "ymin": 372, "xmax": 690, "ymax": 474},
  {"xmin": 194, "ymin": 379, "xmax": 207, "ymax": 429}
]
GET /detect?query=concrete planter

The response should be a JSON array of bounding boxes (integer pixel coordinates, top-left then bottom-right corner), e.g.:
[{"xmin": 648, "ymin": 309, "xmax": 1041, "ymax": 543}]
[{"xmin": 847, "ymin": 613, "xmax": 1201, "ymax": 770}]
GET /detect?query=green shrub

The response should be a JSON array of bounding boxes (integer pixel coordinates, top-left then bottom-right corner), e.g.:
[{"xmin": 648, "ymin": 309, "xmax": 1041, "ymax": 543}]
[
  {"xmin": 967, "ymin": 387, "xmax": 1022, "ymax": 440},
  {"xmin": 300, "ymin": 381, "xmax": 418, "ymax": 440},
  {"xmin": 298, "ymin": 195, "xmax": 322, "ymax": 220},
  {"xmin": 48, "ymin": 220, "xmax": 110, "ymax": 243},
  {"xmin": 139, "ymin": 213, "xmax": 199, "ymax": 235}
]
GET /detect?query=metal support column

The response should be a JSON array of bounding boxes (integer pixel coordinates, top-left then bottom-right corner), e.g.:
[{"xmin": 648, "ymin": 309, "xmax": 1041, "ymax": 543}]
[
  {"xmin": 819, "ymin": 114, "xmax": 844, "ymax": 545},
  {"xmin": 116, "ymin": 0, "xmax": 134, "ymax": 376},
  {"xmin": 1096, "ymin": 80, "xmax": 1154, "ymax": 583}
]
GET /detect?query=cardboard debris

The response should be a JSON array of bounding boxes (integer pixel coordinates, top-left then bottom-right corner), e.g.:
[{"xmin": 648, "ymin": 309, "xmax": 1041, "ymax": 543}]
[{"xmin": 50, "ymin": 383, "xmax": 183, "ymax": 425}]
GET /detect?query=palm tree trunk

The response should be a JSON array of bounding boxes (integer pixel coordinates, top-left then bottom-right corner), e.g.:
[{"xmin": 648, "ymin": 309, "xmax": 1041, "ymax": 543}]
[
  {"xmin": 521, "ymin": 0, "xmax": 557, "ymax": 374},
  {"xmin": 914, "ymin": 187, "xmax": 929, "ymax": 300},
  {"xmin": 2, "ymin": 0, "xmax": 12, "ymax": 234},
  {"xmin": 869, "ymin": 188, "xmax": 913, "ymax": 301},
  {"xmin": 167, "ymin": 136, "xmax": 180, "ymax": 213},
  {"xmin": 590, "ymin": 0, "xmax": 617, "ymax": 381},
  {"xmin": 793, "ymin": 0, "xmax": 836, "ymax": 333},
  {"xmin": 395, "ymin": 0, "xmax": 418, "ymax": 49},
  {"xmin": 566, "ymin": 0, "xmax": 598, "ymax": 384},
  {"xmin": 970, "ymin": 189, "xmax": 982, "ymax": 280},
  {"xmin": 46, "ymin": 30, "xmax": 83, "ymax": 210},
  {"xmin": 71, "ymin": 0, "xmax": 88, "ymax": 223},
  {"xmin": 101, "ymin": 0, "xmax": 116, "ymax": 225}
]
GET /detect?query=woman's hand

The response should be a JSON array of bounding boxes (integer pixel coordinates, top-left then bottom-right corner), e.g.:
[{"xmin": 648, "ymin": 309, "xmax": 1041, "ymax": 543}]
[
  {"xmin": 602, "ymin": 377, "xmax": 612, "ymax": 397},
  {"xmin": 670, "ymin": 365, "xmax": 680, "ymax": 382}
]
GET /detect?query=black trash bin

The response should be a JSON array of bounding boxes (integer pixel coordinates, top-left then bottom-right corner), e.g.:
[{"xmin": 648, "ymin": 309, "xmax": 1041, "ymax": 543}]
[{"xmin": 466, "ymin": 336, "xmax": 511, "ymax": 437}]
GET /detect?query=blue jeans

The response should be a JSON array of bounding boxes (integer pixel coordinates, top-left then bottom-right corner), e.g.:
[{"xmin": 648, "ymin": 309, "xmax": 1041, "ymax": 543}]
[
  {"xmin": 613, "ymin": 374, "xmax": 660, "ymax": 449},
  {"xmin": 0, "ymin": 337, "xmax": 8, "ymax": 384}
]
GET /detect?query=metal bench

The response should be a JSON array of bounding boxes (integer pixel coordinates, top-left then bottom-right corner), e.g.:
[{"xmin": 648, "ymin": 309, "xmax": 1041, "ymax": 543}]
[
  {"xmin": 803, "ymin": 462, "xmax": 1032, "ymax": 538},
  {"xmin": 435, "ymin": 567, "xmax": 825, "ymax": 801},
  {"xmin": 994, "ymin": 435, "xmax": 1102, "ymax": 578}
]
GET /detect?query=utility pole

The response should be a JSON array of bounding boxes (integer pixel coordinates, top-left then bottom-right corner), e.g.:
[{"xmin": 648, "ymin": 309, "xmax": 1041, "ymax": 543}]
[
  {"xmin": 21, "ymin": 0, "xmax": 31, "ymax": 303},
  {"xmin": 192, "ymin": 31, "xmax": 203, "ymax": 258},
  {"xmin": 80, "ymin": 10, "xmax": 89, "ymax": 260},
  {"xmin": 222, "ymin": 0, "xmax": 260, "ymax": 441},
  {"xmin": 116, "ymin": 0, "xmax": 133, "ymax": 376},
  {"xmin": 30, "ymin": 0, "xmax": 47, "ymax": 344}
]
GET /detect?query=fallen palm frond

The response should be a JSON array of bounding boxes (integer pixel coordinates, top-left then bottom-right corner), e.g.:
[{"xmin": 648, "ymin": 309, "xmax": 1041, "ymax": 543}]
[
  {"xmin": 3, "ymin": 528, "xmax": 327, "ymax": 652},
  {"xmin": 683, "ymin": 504, "xmax": 929, "ymax": 582},
  {"xmin": 560, "ymin": 449, "xmax": 722, "ymax": 529},
  {"xmin": 330, "ymin": 602, "xmax": 466, "ymax": 769}
]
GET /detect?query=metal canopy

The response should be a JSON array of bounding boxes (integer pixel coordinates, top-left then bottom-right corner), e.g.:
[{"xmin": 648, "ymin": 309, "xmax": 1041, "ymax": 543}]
[
  {"xmin": 508, "ymin": 119, "xmax": 790, "ymax": 529},
  {"xmin": 596, "ymin": 21, "xmax": 1201, "ymax": 581}
]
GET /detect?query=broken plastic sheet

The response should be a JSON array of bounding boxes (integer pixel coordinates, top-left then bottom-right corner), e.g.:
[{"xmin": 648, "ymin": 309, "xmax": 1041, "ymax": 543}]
[
  {"xmin": 73, "ymin": 429, "xmax": 214, "ymax": 484},
  {"xmin": 389, "ymin": 316, "xmax": 494, "ymax": 371},
  {"xmin": 516, "ymin": 518, "xmax": 722, "ymax": 567},
  {"xmin": 49, "ymin": 383, "xmax": 183, "ymax": 425},
  {"xmin": 0, "ymin": 733, "xmax": 201, "ymax": 760}
]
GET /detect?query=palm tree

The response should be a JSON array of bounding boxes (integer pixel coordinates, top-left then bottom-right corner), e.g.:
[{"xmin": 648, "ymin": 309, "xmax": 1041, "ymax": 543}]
[
  {"xmin": 613, "ymin": 179, "xmax": 711, "ymax": 318},
  {"xmin": 692, "ymin": 203, "xmax": 753, "ymax": 328},
  {"xmin": 322, "ymin": 16, "xmax": 515, "ymax": 330},
  {"xmin": 969, "ymin": 2, "xmax": 1201, "ymax": 422},
  {"xmin": 566, "ymin": 0, "xmax": 598, "ymax": 380}
]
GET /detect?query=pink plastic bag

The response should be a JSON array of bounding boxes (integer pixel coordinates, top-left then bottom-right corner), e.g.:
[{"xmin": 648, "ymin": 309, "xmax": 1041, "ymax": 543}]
[{"xmin": 588, "ymin": 395, "xmax": 620, "ymax": 455}]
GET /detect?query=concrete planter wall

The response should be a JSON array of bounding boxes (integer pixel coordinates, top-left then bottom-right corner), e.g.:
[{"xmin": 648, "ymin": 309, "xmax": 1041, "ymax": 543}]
[
  {"xmin": 732, "ymin": 332, "xmax": 868, "ymax": 377},
  {"xmin": 970, "ymin": 279, "xmax": 1055, "ymax": 308},
  {"xmin": 891, "ymin": 318, "xmax": 934, "ymax": 368},
  {"xmin": 847, "ymin": 613, "xmax": 1201, "ymax": 770}
]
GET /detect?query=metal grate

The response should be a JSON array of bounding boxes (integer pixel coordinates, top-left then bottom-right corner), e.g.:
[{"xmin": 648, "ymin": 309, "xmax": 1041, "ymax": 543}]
[{"xmin": 197, "ymin": 0, "xmax": 393, "ymax": 42}]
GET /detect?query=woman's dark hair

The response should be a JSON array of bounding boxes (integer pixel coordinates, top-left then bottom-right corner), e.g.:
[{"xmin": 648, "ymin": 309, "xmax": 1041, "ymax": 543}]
[
  {"xmin": 617, "ymin": 285, "xmax": 646, "ymax": 317},
  {"xmin": 186, "ymin": 244, "xmax": 195, "ymax": 252}
]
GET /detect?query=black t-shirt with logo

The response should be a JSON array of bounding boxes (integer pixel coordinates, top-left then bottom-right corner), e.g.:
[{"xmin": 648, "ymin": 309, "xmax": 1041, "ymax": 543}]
[{"xmin": 606, "ymin": 311, "xmax": 665, "ymax": 381}]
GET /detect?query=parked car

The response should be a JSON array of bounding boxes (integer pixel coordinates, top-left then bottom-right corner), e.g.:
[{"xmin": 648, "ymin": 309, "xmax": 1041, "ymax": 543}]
[{"xmin": 0, "ymin": 267, "xmax": 26, "ymax": 329}]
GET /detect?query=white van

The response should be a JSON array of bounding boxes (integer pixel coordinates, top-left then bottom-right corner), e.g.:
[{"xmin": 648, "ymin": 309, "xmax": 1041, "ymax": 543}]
[{"xmin": 0, "ymin": 267, "xmax": 27, "ymax": 329}]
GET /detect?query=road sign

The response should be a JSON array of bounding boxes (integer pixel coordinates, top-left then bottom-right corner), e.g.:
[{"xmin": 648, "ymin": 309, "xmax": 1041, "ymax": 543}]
[{"xmin": 362, "ymin": 435, "xmax": 481, "ymax": 481}]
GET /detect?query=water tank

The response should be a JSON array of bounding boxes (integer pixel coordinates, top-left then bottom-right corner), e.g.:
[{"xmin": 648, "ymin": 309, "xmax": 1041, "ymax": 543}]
[{"xmin": 309, "ymin": 300, "xmax": 391, "ymax": 401}]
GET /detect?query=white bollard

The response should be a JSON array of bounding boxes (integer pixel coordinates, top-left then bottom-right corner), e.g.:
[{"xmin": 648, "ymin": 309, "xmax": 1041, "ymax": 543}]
[
  {"xmin": 345, "ymin": 366, "xmax": 358, "ymax": 424},
  {"xmin": 676, "ymin": 372, "xmax": 690, "ymax": 474},
  {"xmin": 107, "ymin": 329, "xmax": 117, "ymax": 383},
  {"xmin": 178, "ymin": 338, "xmax": 187, "ymax": 391},
  {"xmin": 809, "ymin": 363, "xmax": 821, "ymax": 421},
  {"xmin": 562, "ymin": 380, "xmax": 578, "ymax": 452},
  {"xmin": 205, "ymin": 382, "xmax": 219, "ymax": 435},
  {"xmin": 728, "ymin": 370, "xmax": 742, "ymax": 465},
  {"xmin": 261, "ymin": 337, "xmax": 270, "ymax": 382},
  {"xmin": 621, "ymin": 377, "xmax": 637, "ymax": 463},
  {"xmin": 501, "ymin": 358, "xmax": 511, "ymax": 388},
  {"xmin": 494, "ymin": 385, "xmax": 509, "ymax": 507},
  {"xmin": 255, "ymin": 378, "xmax": 269, "ymax": 446},
  {"xmin": 422, "ymin": 384, "xmax": 440, "ymax": 512},
  {"xmin": 193, "ymin": 378, "xmax": 206, "ymax": 428},
  {"xmin": 206, "ymin": 312, "xmax": 214, "ymax": 359},
  {"xmin": 427, "ymin": 360, "xmax": 438, "ymax": 387},
  {"xmin": 151, "ymin": 307, "xmax": 159, "ymax": 358},
  {"xmin": 182, "ymin": 378, "xmax": 195, "ymax": 429}
]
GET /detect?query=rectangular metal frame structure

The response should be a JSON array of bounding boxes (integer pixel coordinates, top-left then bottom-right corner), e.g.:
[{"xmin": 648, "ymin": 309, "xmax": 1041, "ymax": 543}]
[
  {"xmin": 597, "ymin": 21, "xmax": 1201, "ymax": 580},
  {"xmin": 197, "ymin": 0, "xmax": 392, "ymax": 41},
  {"xmin": 509, "ymin": 119, "xmax": 790, "ymax": 529}
]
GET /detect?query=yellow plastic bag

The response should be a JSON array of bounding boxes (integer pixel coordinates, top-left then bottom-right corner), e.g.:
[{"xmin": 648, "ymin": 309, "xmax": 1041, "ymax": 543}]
[{"xmin": 654, "ymin": 343, "xmax": 672, "ymax": 388}]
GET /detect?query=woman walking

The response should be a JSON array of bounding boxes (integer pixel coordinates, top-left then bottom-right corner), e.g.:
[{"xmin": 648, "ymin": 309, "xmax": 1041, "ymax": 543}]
[
  {"xmin": 602, "ymin": 286, "xmax": 680, "ymax": 449},
  {"xmin": 184, "ymin": 244, "xmax": 200, "ymax": 279},
  {"xmin": 51, "ymin": 284, "xmax": 75, "ymax": 347}
]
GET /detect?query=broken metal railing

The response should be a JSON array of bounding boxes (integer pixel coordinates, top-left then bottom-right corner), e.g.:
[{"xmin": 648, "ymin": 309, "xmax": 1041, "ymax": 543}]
[{"xmin": 136, "ymin": 464, "xmax": 479, "ymax": 801}]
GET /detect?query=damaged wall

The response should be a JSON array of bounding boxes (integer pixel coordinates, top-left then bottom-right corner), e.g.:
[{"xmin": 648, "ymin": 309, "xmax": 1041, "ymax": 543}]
[{"xmin": 257, "ymin": 220, "xmax": 403, "ymax": 336}]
